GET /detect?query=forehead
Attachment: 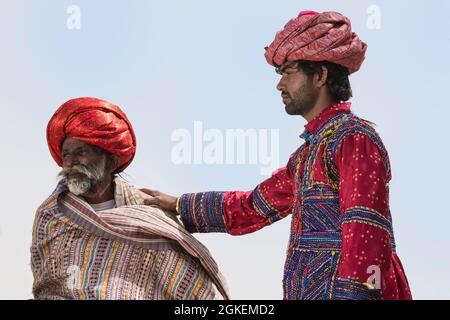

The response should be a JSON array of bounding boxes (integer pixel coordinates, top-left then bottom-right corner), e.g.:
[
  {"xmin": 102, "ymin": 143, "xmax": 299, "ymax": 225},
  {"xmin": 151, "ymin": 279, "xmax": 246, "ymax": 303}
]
[
  {"xmin": 280, "ymin": 61, "xmax": 299, "ymax": 69},
  {"xmin": 62, "ymin": 137, "xmax": 93, "ymax": 151}
]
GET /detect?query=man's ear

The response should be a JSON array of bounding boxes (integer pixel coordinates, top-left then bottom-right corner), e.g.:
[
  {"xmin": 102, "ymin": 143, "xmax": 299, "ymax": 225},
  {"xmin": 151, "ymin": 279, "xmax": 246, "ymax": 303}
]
[{"xmin": 314, "ymin": 66, "xmax": 328, "ymax": 88}]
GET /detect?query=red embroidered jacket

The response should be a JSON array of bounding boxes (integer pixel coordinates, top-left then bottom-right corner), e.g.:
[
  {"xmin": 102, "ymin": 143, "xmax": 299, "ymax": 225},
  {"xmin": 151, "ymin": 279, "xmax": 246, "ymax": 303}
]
[{"xmin": 179, "ymin": 103, "xmax": 412, "ymax": 300}]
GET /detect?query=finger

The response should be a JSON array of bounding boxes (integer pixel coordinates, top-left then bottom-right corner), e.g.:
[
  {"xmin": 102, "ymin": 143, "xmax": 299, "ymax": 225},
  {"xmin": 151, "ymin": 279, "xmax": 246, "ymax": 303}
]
[
  {"xmin": 143, "ymin": 197, "xmax": 160, "ymax": 206},
  {"xmin": 140, "ymin": 188, "xmax": 159, "ymax": 197}
]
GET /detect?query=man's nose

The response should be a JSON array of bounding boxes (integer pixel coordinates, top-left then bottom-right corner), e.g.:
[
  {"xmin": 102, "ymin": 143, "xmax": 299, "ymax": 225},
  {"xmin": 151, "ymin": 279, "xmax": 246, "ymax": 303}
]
[
  {"xmin": 64, "ymin": 155, "xmax": 80, "ymax": 167},
  {"xmin": 276, "ymin": 77, "xmax": 285, "ymax": 92}
]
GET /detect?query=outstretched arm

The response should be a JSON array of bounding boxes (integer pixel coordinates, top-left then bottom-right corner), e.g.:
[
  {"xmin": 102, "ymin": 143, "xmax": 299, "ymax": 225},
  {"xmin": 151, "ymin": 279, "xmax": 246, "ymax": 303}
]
[{"xmin": 142, "ymin": 153, "xmax": 298, "ymax": 236}]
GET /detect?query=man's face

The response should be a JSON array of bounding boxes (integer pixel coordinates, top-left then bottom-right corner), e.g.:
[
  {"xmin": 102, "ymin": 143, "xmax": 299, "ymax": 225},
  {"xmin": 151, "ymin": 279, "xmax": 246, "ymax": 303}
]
[
  {"xmin": 59, "ymin": 138, "xmax": 108, "ymax": 196},
  {"xmin": 276, "ymin": 61, "xmax": 319, "ymax": 116}
]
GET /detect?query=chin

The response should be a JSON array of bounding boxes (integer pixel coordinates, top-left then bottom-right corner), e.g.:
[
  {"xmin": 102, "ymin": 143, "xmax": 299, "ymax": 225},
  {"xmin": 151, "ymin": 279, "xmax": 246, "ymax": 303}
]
[
  {"xmin": 67, "ymin": 177, "xmax": 92, "ymax": 196},
  {"xmin": 285, "ymin": 105, "xmax": 300, "ymax": 116}
]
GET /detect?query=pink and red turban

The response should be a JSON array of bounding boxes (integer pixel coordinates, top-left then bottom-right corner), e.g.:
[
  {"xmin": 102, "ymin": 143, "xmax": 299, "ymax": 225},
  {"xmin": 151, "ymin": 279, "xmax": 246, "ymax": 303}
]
[
  {"xmin": 47, "ymin": 97, "xmax": 137, "ymax": 172},
  {"xmin": 265, "ymin": 11, "xmax": 367, "ymax": 74}
]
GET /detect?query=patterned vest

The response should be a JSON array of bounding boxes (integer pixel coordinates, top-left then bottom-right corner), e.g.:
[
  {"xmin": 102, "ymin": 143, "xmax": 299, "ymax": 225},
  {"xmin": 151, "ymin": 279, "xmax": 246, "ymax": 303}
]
[{"xmin": 283, "ymin": 111, "xmax": 396, "ymax": 300}]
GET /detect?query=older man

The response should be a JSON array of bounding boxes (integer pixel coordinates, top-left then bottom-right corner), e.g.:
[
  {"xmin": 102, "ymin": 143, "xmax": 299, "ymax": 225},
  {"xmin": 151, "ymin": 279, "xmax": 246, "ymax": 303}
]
[
  {"xmin": 31, "ymin": 97, "xmax": 229, "ymax": 300},
  {"xmin": 143, "ymin": 11, "xmax": 412, "ymax": 300}
]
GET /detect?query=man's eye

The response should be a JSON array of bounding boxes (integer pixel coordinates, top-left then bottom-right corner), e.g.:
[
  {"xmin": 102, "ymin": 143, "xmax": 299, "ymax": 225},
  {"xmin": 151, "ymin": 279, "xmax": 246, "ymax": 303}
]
[{"xmin": 276, "ymin": 67, "xmax": 297, "ymax": 76}]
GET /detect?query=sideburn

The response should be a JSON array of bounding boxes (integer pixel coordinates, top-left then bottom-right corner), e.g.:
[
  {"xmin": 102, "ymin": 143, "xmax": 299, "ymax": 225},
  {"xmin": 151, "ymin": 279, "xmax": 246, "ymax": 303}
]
[{"xmin": 290, "ymin": 75, "xmax": 319, "ymax": 116}]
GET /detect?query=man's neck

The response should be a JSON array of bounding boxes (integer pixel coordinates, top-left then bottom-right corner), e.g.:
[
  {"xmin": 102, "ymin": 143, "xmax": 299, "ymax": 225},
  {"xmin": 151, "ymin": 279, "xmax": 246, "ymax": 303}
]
[
  {"xmin": 303, "ymin": 94, "xmax": 335, "ymax": 122},
  {"xmin": 83, "ymin": 179, "xmax": 115, "ymax": 204}
]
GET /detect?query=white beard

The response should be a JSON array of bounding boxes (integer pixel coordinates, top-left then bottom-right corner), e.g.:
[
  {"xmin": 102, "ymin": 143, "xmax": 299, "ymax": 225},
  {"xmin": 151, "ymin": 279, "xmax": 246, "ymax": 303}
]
[
  {"xmin": 59, "ymin": 157, "xmax": 107, "ymax": 196},
  {"xmin": 67, "ymin": 176, "xmax": 92, "ymax": 196}
]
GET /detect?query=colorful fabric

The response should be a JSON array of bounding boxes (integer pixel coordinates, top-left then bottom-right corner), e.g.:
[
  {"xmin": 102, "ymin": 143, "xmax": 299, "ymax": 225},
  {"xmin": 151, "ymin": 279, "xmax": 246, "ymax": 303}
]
[
  {"xmin": 47, "ymin": 97, "xmax": 137, "ymax": 173},
  {"xmin": 31, "ymin": 177, "xmax": 229, "ymax": 300},
  {"xmin": 264, "ymin": 11, "xmax": 367, "ymax": 74},
  {"xmin": 179, "ymin": 102, "xmax": 412, "ymax": 300}
]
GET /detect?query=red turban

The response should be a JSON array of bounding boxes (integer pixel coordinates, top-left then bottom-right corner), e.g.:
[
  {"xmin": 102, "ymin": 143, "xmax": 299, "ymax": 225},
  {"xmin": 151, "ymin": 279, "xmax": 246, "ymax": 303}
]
[
  {"xmin": 265, "ymin": 11, "xmax": 367, "ymax": 74},
  {"xmin": 47, "ymin": 97, "xmax": 137, "ymax": 172}
]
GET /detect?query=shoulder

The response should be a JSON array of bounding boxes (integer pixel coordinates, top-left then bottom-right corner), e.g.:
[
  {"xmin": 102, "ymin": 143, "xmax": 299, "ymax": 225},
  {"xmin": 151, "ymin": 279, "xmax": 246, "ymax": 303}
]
[
  {"xmin": 32, "ymin": 186, "xmax": 63, "ymax": 243},
  {"xmin": 328, "ymin": 114, "xmax": 387, "ymax": 154},
  {"xmin": 332, "ymin": 114, "xmax": 381, "ymax": 141},
  {"xmin": 327, "ymin": 114, "xmax": 391, "ymax": 174},
  {"xmin": 36, "ymin": 183, "xmax": 65, "ymax": 214},
  {"xmin": 114, "ymin": 177, "xmax": 145, "ymax": 205}
]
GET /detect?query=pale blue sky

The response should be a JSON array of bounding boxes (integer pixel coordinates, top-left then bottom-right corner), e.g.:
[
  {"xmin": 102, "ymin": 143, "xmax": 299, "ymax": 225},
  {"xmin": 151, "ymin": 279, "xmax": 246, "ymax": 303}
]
[{"xmin": 0, "ymin": 0, "xmax": 449, "ymax": 299}]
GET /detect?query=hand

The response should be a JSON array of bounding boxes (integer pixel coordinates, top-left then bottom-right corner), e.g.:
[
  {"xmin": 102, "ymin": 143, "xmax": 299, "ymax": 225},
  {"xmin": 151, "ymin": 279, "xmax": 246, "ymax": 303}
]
[{"xmin": 140, "ymin": 188, "xmax": 179, "ymax": 214}]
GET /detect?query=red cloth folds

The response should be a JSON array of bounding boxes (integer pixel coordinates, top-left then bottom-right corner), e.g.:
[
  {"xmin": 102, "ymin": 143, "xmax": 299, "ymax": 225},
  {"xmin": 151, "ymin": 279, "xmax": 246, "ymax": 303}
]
[
  {"xmin": 265, "ymin": 11, "xmax": 367, "ymax": 74},
  {"xmin": 47, "ymin": 97, "xmax": 136, "ymax": 172}
]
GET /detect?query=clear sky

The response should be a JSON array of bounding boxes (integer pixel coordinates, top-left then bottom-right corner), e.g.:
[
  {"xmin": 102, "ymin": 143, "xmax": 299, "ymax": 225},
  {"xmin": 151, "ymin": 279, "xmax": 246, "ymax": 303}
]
[{"xmin": 0, "ymin": 0, "xmax": 449, "ymax": 299}]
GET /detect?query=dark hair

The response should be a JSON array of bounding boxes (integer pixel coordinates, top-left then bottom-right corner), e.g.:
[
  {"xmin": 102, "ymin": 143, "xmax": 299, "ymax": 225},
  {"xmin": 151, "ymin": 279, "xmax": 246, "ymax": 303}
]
[{"xmin": 297, "ymin": 60, "xmax": 352, "ymax": 102}]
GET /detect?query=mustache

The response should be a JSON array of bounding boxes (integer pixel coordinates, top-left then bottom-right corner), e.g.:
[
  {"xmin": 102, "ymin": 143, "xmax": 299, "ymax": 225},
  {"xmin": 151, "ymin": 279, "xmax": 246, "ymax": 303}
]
[
  {"xmin": 57, "ymin": 158, "xmax": 107, "ymax": 196},
  {"xmin": 58, "ymin": 162, "xmax": 104, "ymax": 182},
  {"xmin": 58, "ymin": 165, "xmax": 91, "ymax": 179}
]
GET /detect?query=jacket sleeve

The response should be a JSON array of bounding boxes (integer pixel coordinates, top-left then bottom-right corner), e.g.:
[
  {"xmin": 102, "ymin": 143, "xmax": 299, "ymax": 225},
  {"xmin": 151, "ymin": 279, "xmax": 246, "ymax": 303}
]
[
  {"xmin": 333, "ymin": 132, "xmax": 394, "ymax": 300},
  {"xmin": 179, "ymin": 150, "xmax": 299, "ymax": 235}
]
